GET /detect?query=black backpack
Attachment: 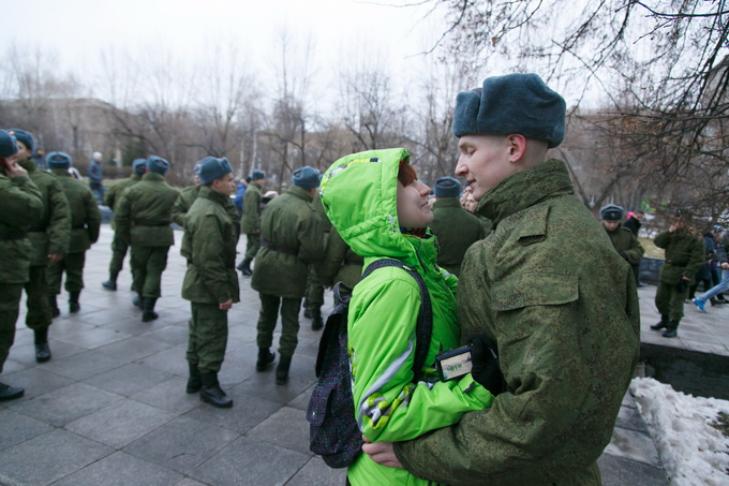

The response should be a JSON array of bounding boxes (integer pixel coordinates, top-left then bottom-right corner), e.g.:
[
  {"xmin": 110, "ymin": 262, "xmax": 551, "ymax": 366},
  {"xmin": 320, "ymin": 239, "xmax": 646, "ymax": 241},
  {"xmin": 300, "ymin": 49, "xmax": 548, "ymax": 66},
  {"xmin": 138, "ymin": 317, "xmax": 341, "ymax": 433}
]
[{"xmin": 307, "ymin": 258, "xmax": 433, "ymax": 468}]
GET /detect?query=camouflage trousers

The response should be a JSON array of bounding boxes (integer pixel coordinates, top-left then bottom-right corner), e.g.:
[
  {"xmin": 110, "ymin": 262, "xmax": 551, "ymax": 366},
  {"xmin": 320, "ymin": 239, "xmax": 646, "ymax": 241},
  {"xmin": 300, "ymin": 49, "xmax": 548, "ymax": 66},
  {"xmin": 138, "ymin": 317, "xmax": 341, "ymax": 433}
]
[
  {"xmin": 0, "ymin": 283, "xmax": 23, "ymax": 373},
  {"xmin": 186, "ymin": 303, "xmax": 229, "ymax": 373},
  {"xmin": 304, "ymin": 265, "xmax": 324, "ymax": 312},
  {"xmin": 131, "ymin": 245, "xmax": 170, "ymax": 298},
  {"xmin": 47, "ymin": 252, "xmax": 86, "ymax": 295},
  {"xmin": 256, "ymin": 293, "xmax": 301, "ymax": 358},
  {"xmin": 24, "ymin": 265, "xmax": 52, "ymax": 331},
  {"xmin": 655, "ymin": 280, "xmax": 689, "ymax": 322},
  {"xmin": 108, "ymin": 233, "xmax": 129, "ymax": 276},
  {"xmin": 245, "ymin": 233, "xmax": 260, "ymax": 260}
]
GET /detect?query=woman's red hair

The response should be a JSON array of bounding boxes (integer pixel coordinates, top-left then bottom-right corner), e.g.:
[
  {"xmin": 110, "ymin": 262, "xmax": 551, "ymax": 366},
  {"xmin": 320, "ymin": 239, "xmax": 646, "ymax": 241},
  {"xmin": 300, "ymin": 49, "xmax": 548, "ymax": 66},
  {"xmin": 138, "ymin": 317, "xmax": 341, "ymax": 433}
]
[{"xmin": 398, "ymin": 159, "xmax": 417, "ymax": 186}]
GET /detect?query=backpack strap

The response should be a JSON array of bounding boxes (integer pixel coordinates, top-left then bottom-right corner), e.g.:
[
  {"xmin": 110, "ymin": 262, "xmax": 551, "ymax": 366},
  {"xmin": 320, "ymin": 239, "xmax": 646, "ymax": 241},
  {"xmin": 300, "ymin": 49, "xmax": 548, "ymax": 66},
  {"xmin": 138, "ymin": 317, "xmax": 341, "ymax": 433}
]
[{"xmin": 361, "ymin": 259, "xmax": 433, "ymax": 383}]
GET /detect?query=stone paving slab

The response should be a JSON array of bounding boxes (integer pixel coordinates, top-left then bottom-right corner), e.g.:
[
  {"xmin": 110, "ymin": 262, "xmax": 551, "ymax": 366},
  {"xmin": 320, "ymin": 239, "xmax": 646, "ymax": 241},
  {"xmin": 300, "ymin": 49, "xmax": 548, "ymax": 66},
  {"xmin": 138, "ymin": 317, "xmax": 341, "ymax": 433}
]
[{"xmin": 0, "ymin": 226, "xmax": 690, "ymax": 485}]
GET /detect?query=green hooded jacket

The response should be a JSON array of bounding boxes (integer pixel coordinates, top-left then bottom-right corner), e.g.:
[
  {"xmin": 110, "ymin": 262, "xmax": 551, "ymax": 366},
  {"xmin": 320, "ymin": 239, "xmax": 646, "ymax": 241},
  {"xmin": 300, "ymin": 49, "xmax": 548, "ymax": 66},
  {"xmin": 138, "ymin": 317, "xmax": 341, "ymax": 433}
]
[
  {"xmin": 181, "ymin": 186, "xmax": 240, "ymax": 304},
  {"xmin": 50, "ymin": 169, "xmax": 101, "ymax": 253},
  {"xmin": 0, "ymin": 172, "xmax": 43, "ymax": 284},
  {"xmin": 430, "ymin": 198, "xmax": 487, "ymax": 276},
  {"xmin": 114, "ymin": 172, "xmax": 179, "ymax": 247},
  {"xmin": 605, "ymin": 225, "xmax": 644, "ymax": 266},
  {"xmin": 18, "ymin": 159, "xmax": 71, "ymax": 266},
  {"xmin": 654, "ymin": 228, "xmax": 705, "ymax": 285},
  {"xmin": 393, "ymin": 159, "xmax": 640, "ymax": 486},
  {"xmin": 321, "ymin": 148, "xmax": 494, "ymax": 486},
  {"xmin": 240, "ymin": 182, "xmax": 262, "ymax": 234},
  {"xmin": 251, "ymin": 185, "xmax": 326, "ymax": 298}
]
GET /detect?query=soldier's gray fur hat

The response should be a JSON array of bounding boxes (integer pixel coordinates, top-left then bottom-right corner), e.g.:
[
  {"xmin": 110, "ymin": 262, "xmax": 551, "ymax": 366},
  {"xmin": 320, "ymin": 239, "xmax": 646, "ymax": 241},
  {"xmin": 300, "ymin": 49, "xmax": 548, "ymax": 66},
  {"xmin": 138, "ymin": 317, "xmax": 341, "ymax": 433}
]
[
  {"xmin": 146, "ymin": 155, "xmax": 169, "ymax": 175},
  {"xmin": 434, "ymin": 176, "xmax": 462, "ymax": 198},
  {"xmin": 600, "ymin": 204, "xmax": 625, "ymax": 221},
  {"xmin": 453, "ymin": 73, "xmax": 566, "ymax": 148},
  {"xmin": 292, "ymin": 166, "xmax": 321, "ymax": 190},
  {"xmin": 9, "ymin": 128, "xmax": 33, "ymax": 152},
  {"xmin": 250, "ymin": 169, "xmax": 266, "ymax": 181},
  {"xmin": 0, "ymin": 130, "xmax": 18, "ymax": 157},
  {"xmin": 46, "ymin": 151, "xmax": 72, "ymax": 169},
  {"xmin": 199, "ymin": 156, "xmax": 232, "ymax": 185}
]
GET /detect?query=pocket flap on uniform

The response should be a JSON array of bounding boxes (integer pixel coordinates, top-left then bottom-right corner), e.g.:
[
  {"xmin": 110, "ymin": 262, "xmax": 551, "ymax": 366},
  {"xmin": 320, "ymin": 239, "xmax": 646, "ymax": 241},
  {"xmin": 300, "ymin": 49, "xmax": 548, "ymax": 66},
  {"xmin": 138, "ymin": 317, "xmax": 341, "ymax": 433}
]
[{"xmin": 492, "ymin": 273, "xmax": 578, "ymax": 311}]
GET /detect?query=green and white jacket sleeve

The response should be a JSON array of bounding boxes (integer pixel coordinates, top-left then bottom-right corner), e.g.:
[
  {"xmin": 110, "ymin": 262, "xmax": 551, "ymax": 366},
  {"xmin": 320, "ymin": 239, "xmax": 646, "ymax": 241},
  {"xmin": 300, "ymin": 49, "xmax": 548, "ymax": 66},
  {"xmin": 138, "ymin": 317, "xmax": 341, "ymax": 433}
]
[{"xmin": 348, "ymin": 273, "xmax": 492, "ymax": 443}]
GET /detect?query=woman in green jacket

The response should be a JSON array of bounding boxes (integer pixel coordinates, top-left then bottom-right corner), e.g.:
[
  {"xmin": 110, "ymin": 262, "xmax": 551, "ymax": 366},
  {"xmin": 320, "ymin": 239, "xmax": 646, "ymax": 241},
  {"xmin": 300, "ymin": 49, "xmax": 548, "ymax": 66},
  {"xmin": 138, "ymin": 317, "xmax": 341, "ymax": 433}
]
[{"xmin": 320, "ymin": 148, "xmax": 494, "ymax": 485}]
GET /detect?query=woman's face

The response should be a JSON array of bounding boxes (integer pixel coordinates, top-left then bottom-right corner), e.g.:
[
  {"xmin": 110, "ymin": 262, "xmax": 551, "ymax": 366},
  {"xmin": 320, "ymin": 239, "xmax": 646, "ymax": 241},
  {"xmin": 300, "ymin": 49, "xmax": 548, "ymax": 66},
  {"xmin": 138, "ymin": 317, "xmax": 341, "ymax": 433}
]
[{"xmin": 397, "ymin": 179, "xmax": 433, "ymax": 229}]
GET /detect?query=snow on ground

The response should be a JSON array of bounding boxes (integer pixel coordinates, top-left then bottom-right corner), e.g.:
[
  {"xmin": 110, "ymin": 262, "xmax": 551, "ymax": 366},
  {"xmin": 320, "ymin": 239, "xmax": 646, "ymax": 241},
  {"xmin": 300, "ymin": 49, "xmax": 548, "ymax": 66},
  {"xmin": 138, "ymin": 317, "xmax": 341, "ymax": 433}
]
[{"xmin": 630, "ymin": 378, "xmax": 729, "ymax": 486}]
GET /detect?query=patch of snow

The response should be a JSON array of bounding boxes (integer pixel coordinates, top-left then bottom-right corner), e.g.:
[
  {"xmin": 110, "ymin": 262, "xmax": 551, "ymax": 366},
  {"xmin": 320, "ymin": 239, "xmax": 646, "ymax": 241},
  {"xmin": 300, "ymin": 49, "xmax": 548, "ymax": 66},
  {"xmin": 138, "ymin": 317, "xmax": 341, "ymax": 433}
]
[{"xmin": 630, "ymin": 377, "xmax": 729, "ymax": 486}]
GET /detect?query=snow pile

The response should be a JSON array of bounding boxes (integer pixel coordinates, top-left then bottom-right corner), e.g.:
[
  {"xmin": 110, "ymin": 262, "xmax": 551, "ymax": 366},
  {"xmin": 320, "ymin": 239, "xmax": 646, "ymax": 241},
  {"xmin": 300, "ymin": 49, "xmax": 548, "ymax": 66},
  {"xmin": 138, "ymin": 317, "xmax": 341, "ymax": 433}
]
[{"xmin": 630, "ymin": 377, "xmax": 729, "ymax": 486}]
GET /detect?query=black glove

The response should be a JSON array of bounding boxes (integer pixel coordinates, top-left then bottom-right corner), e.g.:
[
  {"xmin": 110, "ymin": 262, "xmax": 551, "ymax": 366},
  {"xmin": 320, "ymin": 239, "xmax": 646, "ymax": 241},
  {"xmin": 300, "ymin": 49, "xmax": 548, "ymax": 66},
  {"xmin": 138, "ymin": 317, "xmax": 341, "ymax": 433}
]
[{"xmin": 469, "ymin": 335, "xmax": 506, "ymax": 395}]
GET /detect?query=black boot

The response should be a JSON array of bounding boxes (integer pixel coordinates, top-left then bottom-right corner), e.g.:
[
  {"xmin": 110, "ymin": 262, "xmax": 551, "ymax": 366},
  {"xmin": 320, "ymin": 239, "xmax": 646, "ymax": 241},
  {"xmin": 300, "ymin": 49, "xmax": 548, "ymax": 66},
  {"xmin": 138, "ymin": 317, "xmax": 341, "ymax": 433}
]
[
  {"xmin": 34, "ymin": 328, "xmax": 52, "ymax": 363},
  {"xmin": 186, "ymin": 362, "xmax": 201, "ymax": 394},
  {"xmin": 142, "ymin": 298, "xmax": 159, "ymax": 322},
  {"xmin": 49, "ymin": 296, "xmax": 60, "ymax": 318},
  {"xmin": 276, "ymin": 355, "xmax": 292, "ymax": 385},
  {"xmin": 0, "ymin": 382, "xmax": 24, "ymax": 401},
  {"xmin": 239, "ymin": 258, "xmax": 253, "ymax": 277},
  {"xmin": 311, "ymin": 308, "xmax": 323, "ymax": 331},
  {"xmin": 662, "ymin": 320, "xmax": 679, "ymax": 338},
  {"xmin": 101, "ymin": 272, "xmax": 118, "ymax": 291},
  {"xmin": 256, "ymin": 347, "xmax": 275, "ymax": 371},
  {"xmin": 650, "ymin": 316, "xmax": 669, "ymax": 331},
  {"xmin": 199, "ymin": 372, "xmax": 233, "ymax": 408},
  {"xmin": 68, "ymin": 291, "xmax": 80, "ymax": 314},
  {"xmin": 132, "ymin": 293, "xmax": 143, "ymax": 309}
]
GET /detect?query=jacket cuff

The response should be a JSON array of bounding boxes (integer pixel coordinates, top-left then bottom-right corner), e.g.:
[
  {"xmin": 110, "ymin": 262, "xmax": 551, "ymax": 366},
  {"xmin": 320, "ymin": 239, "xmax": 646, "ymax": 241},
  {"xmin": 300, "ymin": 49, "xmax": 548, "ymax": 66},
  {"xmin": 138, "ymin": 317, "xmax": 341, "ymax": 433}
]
[
  {"xmin": 459, "ymin": 373, "xmax": 495, "ymax": 405},
  {"xmin": 393, "ymin": 441, "xmax": 418, "ymax": 473}
]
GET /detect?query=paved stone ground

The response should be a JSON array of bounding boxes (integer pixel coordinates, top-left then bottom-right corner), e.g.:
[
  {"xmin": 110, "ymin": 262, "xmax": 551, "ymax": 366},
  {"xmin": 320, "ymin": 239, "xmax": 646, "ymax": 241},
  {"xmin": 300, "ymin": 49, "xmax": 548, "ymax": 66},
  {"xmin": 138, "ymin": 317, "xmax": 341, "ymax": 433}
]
[{"xmin": 0, "ymin": 226, "xmax": 697, "ymax": 485}]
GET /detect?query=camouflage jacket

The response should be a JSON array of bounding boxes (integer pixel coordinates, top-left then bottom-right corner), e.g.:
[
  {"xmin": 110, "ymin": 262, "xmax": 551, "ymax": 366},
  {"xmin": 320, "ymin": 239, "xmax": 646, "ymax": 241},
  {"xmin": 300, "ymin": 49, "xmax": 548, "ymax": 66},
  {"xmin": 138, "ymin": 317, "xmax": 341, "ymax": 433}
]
[
  {"xmin": 114, "ymin": 172, "xmax": 179, "ymax": 247},
  {"xmin": 240, "ymin": 182, "xmax": 262, "ymax": 234},
  {"xmin": 654, "ymin": 228, "xmax": 705, "ymax": 285},
  {"xmin": 173, "ymin": 185, "xmax": 240, "ymax": 241},
  {"xmin": 605, "ymin": 225, "xmax": 644, "ymax": 266},
  {"xmin": 394, "ymin": 159, "xmax": 641, "ymax": 486},
  {"xmin": 50, "ymin": 169, "xmax": 101, "ymax": 253},
  {"xmin": 0, "ymin": 172, "xmax": 43, "ymax": 283}
]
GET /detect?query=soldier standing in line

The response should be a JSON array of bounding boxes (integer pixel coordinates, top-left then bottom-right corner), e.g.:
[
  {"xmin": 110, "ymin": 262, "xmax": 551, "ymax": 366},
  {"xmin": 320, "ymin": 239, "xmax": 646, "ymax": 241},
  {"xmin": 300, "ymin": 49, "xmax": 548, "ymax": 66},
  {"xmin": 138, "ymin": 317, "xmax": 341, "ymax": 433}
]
[
  {"xmin": 303, "ymin": 192, "xmax": 330, "ymax": 331},
  {"xmin": 251, "ymin": 166, "xmax": 326, "ymax": 385},
  {"xmin": 181, "ymin": 157, "xmax": 239, "ymax": 408},
  {"xmin": 12, "ymin": 129, "xmax": 71, "ymax": 362},
  {"xmin": 600, "ymin": 204, "xmax": 644, "ymax": 283},
  {"xmin": 0, "ymin": 130, "xmax": 43, "ymax": 400},
  {"xmin": 319, "ymin": 227, "xmax": 363, "ymax": 290},
  {"xmin": 237, "ymin": 170, "xmax": 267, "ymax": 276},
  {"xmin": 650, "ymin": 212, "xmax": 705, "ymax": 338},
  {"xmin": 47, "ymin": 152, "xmax": 101, "ymax": 316},
  {"xmin": 430, "ymin": 176, "xmax": 487, "ymax": 277},
  {"xmin": 102, "ymin": 158, "xmax": 147, "ymax": 291},
  {"xmin": 115, "ymin": 156, "xmax": 179, "ymax": 322}
]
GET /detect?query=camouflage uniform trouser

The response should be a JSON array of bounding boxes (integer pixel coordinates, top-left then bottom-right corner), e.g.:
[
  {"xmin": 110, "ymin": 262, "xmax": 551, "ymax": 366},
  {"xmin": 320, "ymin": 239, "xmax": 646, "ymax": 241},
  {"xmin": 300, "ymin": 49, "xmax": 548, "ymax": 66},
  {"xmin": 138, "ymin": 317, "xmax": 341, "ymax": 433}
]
[
  {"xmin": 245, "ymin": 233, "xmax": 260, "ymax": 260},
  {"xmin": 131, "ymin": 245, "xmax": 169, "ymax": 298},
  {"xmin": 24, "ymin": 265, "xmax": 52, "ymax": 331},
  {"xmin": 655, "ymin": 280, "xmax": 688, "ymax": 322},
  {"xmin": 47, "ymin": 252, "xmax": 86, "ymax": 295},
  {"xmin": 0, "ymin": 283, "xmax": 23, "ymax": 374},
  {"xmin": 108, "ymin": 233, "xmax": 129, "ymax": 276},
  {"xmin": 256, "ymin": 293, "xmax": 301, "ymax": 358},
  {"xmin": 304, "ymin": 265, "xmax": 324, "ymax": 312},
  {"xmin": 186, "ymin": 303, "xmax": 229, "ymax": 373}
]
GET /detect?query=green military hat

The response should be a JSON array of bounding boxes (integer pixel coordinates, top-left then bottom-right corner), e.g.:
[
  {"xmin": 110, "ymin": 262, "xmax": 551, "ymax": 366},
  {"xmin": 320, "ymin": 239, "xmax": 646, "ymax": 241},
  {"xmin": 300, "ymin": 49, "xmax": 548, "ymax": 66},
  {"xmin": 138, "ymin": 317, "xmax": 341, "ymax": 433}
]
[{"xmin": 600, "ymin": 204, "xmax": 624, "ymax": 221}]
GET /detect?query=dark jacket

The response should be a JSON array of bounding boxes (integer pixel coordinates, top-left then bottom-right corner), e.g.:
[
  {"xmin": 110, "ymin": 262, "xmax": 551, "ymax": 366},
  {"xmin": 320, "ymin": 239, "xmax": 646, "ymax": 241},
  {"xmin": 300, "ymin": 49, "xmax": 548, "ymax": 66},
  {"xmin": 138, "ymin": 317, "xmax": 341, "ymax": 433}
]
[
  {"xmin": 654, "ymin": 228, "xmax": 705, "ymax": 285},
  {"xmin": 50, "ymin": 169, "xmax": 101, "ymax": 253},
  {"xmin": 430, "ymin": 198, "xmax": 487, "ymax": 276},
  {"xmin": 114, "ymin": 172, "xmax": 179, "ymax": 247},
  {"xmin": 0, "ymin": 172, "xmax": 43, "ymax": 283}
]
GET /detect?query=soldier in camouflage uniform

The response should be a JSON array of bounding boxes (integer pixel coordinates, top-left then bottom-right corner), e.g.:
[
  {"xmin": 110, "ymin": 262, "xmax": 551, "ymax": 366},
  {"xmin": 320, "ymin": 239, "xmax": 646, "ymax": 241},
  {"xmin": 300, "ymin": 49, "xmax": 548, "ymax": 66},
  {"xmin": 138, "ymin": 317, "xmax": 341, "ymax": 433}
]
[
  {"xmin": 237, "ymin": 169, "xmax": 267, "ymax": 276},
  {"xmin": 181, "ymin": 157, "xmax": 239, "ymax": 408},
  {"xmin": 47, "ymin": 152, "xmax": 101, "ymax": 316},
  {"xmin": 600, "ymin": 204, "xmax": 644, "ymax": 284},
  {"xmin": 430, "ymin": 176, "xmax": 488, "ymax": 277},
  {"xmin": 303, "ymin": 192, "xmax": 330, "ymax": 330},
  {"xmin": 319, "ymin": 227, "xmax": 363, "ymax": 290},
  {"xmin": 115, "ymin": 156, "xmax": 179, "ymax": 322},
  {"xmin": 102, "ymin": 158, "xmax": 146, "ymax": 291},
  {"xmin": 12, "ymin": 129, "xmax": 71, "ymax": 362},
  {"xmin": 650, "ymin": 212, "xmax": 705, "ymax": 338},
  {"xmin": 251, "ymin": 166, "xmax": 326, "ymax": 384},
  {"xmin": 0, "ymin": 130, "xmax": 43, "ymax": 400},
  {"xmin": 364, "ymin": 74, "xmax": 640, "ymax": 486}
]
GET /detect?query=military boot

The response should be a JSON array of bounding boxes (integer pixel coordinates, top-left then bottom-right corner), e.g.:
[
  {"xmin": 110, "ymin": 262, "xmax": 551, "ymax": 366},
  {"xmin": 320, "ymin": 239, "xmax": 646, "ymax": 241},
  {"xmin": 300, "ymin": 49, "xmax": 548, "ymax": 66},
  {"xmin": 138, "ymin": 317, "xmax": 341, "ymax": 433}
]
[
  {"xmin": 275, "ymin": 355, "xmax": 292, "ymax": 385},
  {"xmin": 256, "ymin": 347, "xmax": 275, "ymax": 371},
  {"xmin": 239, "ymin": 258, "xmax": 253, "ymax": 277},
  {"xmin": 34, "ymin": 327, "xmax": 52, "ymax": 363},
  {"xmin": 311, "ymin": 308, "xmax": 324, "ymax": 331},
  {"xmin": 68, "ymin": 291, "xmax": 81, "ymax": 314},
  {"xmin": 199, "ymin": 372, "xmax": 233, "ymax": 408},
  {"xmin": 186, "ymin": 362, "xmax": 201, "ymax": 394},
  {"xmin": 101, "ymin": 272, "xmax": 118, "ymax": 291},
  {"xmin": 49, "ymin": 296, "xmax": 60, "ymax": 318},
  {"xmin": 142, "ymin": 298, "xmax": 159, "ymax": 322},
  {"xmin": 0, "ymin": 382, "xmax": 24, "ymax": 401},
  {"xmin": 650, "ymin": 315, "xmax": 669, "ymax": 331},
  {"xmin": 662, "ymin": 321, "xmax": 679, "ymax": 338}
]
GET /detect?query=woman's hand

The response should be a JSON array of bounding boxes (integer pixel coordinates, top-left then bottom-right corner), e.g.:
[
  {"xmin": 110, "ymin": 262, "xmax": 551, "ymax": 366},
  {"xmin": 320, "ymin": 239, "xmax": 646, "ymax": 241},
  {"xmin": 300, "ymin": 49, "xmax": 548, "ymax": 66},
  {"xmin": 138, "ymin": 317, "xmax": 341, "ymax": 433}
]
[{"xmin": 362, "ymin": 438, "xmax": 404, "ymax": 469}]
